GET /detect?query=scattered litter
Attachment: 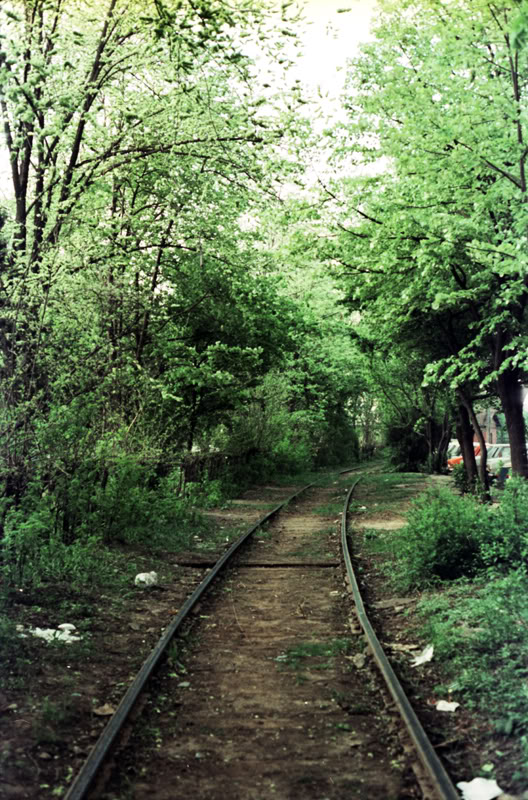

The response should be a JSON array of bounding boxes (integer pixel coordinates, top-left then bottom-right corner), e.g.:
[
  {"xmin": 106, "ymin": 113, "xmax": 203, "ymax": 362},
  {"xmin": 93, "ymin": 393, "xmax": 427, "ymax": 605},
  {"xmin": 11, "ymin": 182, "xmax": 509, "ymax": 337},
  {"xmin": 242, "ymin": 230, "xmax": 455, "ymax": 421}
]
[
  {"xmin": 93, "ymin": 703, "xmax": 116, "ymax": 716},
  {"xmin": 16, "ymin": 623, "xmax": 81, "ymax": 644},
  {"xmin": 456, "ymin": 777, "xmax": 503, "ymax": 800},
  {"xmin": 436, "ymin": 700, "xmax": 460, "ymax": 712},
  {"xmin": 410, "ymin": 644, "xmax": 434, "ymax": 667},
  {"xmin": 134, "ymin": 571, "xmax": 158, "ymax": 587},
  {"xmin": 177, "ymin": 681, "xmax": 191, "ymax": 688}
]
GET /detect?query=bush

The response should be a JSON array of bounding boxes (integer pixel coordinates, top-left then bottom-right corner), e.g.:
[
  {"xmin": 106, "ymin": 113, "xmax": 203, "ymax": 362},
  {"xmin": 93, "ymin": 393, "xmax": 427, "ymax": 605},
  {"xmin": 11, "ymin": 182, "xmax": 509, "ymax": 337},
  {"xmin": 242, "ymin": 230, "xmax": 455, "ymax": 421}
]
[
  {"xmin": 384, "ymin": 423, "xmax": 429, "ymax": 472},
  {"xmin": 389, "ymin": 486, "xmax": 487, "ymax": 589},
  {"xmin": 2, "ymin": 497, "xmax": 112, "ymax": 587},
  {"xmin": 314, "ymin": 412, "xmax": 360, "ymax": 467},
  {"xmin": 481, "ymin": 477, "xmax": 528, "ymax": 572},
  {"xmin": 1, "ymin": 462, "xmax": 210, "ymax": 588},
  {"xmin": 451, "ymin": 462, "xmax": 472, "ymax": 494}
]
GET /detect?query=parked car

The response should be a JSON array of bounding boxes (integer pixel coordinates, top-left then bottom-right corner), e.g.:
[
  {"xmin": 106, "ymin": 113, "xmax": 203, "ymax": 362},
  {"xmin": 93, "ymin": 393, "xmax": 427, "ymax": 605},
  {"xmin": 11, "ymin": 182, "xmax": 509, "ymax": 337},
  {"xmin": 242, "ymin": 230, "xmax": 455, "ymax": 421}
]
[
  {"xmin": 449, "ymin": 442, "xmax": 515, "ymax": 480},
  {"xmin": 485, "ymin": 444, "xmax": 511, "ymax": 480},
  {"xmin": 447, "ymin": 444, "xmax": 480, "ymax": 471}
]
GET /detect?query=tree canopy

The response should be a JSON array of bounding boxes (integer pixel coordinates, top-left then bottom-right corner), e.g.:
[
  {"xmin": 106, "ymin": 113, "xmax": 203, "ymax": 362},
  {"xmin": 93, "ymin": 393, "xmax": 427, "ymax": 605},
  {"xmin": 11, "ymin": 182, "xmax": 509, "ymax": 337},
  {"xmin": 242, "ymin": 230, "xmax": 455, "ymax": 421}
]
[{"xmin": 324, "ymin": 0, "xmax": 528, "ymax": 478}]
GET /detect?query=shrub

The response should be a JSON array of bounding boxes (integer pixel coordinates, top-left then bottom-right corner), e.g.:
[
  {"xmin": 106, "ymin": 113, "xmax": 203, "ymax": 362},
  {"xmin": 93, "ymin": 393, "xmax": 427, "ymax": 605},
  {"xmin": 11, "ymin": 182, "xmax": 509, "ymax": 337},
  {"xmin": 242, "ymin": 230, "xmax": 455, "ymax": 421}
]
[
  {"xmin": 451, "ymin": 462, "xmax": 472, "ymax": 494},
  {"xmin": 384, "ymin": 422, "xmax": 429, "ymax": 472},
  {"xmin": 314, "ymin": 412, "xmax": 360, "ymax": 467},
  {"xmin": 1, "ymin": 498, "xmax": 112, "ymax": 588},
  {"xmin": 1, "ymin": 462, "xmax": 211, "ymax": 588},
  {"xmin": 481, "ymin": 477, "xmax": 528, "ymax": 572},
  {"xmin": 389, "ymin": 486, "xmax": 487, "ymax": 590}
]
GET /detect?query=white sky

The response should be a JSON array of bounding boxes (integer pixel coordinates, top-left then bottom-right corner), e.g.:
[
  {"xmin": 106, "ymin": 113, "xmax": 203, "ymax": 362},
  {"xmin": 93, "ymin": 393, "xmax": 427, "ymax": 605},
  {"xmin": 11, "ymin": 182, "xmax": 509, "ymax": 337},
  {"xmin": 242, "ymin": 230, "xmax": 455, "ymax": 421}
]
[{"xmin": 293, "ymin": 0, "xmax": 377, "ymax": 102}]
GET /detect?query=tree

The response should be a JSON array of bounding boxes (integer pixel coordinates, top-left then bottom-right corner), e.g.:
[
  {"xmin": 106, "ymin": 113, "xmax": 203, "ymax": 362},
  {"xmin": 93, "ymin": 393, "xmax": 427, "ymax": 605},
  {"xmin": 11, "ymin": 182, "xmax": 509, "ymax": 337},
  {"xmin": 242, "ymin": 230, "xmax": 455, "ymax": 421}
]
[
  {"xmin": 0, "ymin": 0, "xmax": 306, "ymax": 542},
  {"xmin": 327, "ymin": 0, "xmax": 528, "ymax": 478}
]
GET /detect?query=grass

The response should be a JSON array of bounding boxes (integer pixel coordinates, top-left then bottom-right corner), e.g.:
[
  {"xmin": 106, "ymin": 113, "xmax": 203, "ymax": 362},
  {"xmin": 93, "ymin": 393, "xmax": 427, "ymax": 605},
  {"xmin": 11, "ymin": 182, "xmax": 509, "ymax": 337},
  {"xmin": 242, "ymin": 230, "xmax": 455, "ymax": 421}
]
[
  {"xmin": 414, "ymin": 572, "xmax": 528, "ymax": 783},
  {"xmin": 350, "ymin": 469, "xmax": 528, "ymax": 787},
  {"xmin": 311, "ymin": 501, "xmax": 343, "ymax": 515},
  {"xmin": 275, "ymin": 638, "xmax": 353, "ymax": 673}
]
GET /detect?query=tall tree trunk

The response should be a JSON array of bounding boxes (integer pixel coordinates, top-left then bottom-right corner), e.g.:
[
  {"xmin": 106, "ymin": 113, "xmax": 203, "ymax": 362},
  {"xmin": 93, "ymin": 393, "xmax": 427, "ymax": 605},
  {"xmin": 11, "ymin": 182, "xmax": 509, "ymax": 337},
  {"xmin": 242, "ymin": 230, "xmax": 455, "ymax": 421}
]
[
  {"xmin": 456, "ymin": 402, "xmax": 478, "ymax": 486},
  {"xmin": 459, "ymin": 391, "xmax": 489, "ymax": 492},
  {"xmin": 497, "ymin": 368, "xmax": 528, "ymax": 478}
]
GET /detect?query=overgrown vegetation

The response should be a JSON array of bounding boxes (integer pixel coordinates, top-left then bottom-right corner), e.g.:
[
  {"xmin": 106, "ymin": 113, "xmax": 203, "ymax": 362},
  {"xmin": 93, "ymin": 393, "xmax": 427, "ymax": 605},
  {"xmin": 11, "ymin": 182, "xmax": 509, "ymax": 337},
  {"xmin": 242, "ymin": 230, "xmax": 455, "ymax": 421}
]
[
  {"xmin": 417, "ymin": 574, "xmax": 528, "ymax": 747},
  {"xmin": 361, "ymin": 474, "xmax": 528, "ymax": 778},
  {"xmin": 0, "ymin": 1, "xmax": 364, "ymax": 593},
  {"xmin": 384, "ymin": 478, "xmax": 528, "ymax": 591}
]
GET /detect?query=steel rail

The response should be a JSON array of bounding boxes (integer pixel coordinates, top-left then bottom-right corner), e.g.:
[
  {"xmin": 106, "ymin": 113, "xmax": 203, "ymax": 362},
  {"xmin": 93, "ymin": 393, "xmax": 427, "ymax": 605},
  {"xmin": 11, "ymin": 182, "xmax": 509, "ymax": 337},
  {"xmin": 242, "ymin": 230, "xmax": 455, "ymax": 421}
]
[
  {"xmin": 65, "ymin": 483, "xmax": 313, "ymax": 800},
  {"xmin": 341, "ymin": 480, "xmax": 460, "ymax": 800}
]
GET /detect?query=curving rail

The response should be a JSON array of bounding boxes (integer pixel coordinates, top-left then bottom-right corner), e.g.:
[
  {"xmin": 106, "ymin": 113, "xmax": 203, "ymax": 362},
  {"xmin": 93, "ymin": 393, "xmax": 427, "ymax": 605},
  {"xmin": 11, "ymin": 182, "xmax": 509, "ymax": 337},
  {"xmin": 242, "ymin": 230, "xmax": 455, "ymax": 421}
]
[
  {"xmin": 341, "ymin": 479, "xmax": 460, "ymax": 800},
  {"xmin": 64, "ymin": 474, "xmax": 460, "ymax": 800},
  {"xmin": 64, "ymin": 483, "xmax": 313, "ymax": 800}
]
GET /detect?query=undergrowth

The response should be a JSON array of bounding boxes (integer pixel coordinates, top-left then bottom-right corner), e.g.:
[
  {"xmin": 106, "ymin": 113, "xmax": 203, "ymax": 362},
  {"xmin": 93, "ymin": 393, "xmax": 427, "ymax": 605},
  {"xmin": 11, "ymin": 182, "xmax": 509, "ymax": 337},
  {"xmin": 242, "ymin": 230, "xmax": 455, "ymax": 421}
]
[
  {"xmin": 366, "ymin": 475, "xmax": 528, "ymax": 781},
  {"xmin": 417, "ymin": 573, "xmax": 528, "ymax": 752},
  {"xmin": 381, "ymin": 478, "xmax": 528, "ymax": 591}
]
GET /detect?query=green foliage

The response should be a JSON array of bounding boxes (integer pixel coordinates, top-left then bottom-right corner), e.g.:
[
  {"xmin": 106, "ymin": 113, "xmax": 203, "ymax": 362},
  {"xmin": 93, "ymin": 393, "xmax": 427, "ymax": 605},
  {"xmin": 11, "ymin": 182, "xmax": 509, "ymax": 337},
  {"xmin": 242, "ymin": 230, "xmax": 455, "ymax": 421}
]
[
  {"xmin": 479, "ymin": 477, "xmax": 528, "ymax": 572},
  {"xmin": 183, "ymin": 478, "xmax": 227, "ymax": 509},
  {"xmin": 385, "ymin": 477, "xmax": 528, "ymax": 592},
  {"xmin": 328, "ymin": 0, "xmax": 528, "ymax": 478},
  {"xmin": 452, "ymin": 462, "xmax": 472, "ymax": 494},
  {"xmin": 0, "ymin": 0, "xmax": 315, "ymax": 590},
  {"xmin": 314, "ymin": 410, "xmax": 360, "ymax": 467},
  {"xmin": 388, "ymin": 486, "xmax": 486, "ymax": 589},
  {"xmin": 0, "ymin": 457, "xmax": 212, "ymax": 587},
  {"xmin": 417, "ymin": 572, "xmax": 528, "ymax": 737},
  {"xmin": 385, "ymin": 420, "xmax": 429, "ymax": 473}
]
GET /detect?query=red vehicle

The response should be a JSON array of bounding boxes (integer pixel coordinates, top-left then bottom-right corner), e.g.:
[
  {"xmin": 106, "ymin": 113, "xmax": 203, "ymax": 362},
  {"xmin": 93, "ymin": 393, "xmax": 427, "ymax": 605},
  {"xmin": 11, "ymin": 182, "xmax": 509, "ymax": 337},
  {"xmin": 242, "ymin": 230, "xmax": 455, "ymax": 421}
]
[{"xmin": 447, "ymin": 444, "xmax": 481, "ymax": 471}]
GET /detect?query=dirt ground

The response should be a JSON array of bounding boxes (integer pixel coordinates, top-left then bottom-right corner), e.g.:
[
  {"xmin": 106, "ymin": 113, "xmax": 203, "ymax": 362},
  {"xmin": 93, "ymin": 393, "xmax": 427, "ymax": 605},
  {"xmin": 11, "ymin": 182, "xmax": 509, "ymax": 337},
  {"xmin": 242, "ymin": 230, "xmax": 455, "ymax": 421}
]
[
  {"xmin": 100, "ymin": 483, "xmax": 412, "ymax": 799},
  {"xmin": 1, "ymin": 471, "xmax": 526, "ymax": 799}
]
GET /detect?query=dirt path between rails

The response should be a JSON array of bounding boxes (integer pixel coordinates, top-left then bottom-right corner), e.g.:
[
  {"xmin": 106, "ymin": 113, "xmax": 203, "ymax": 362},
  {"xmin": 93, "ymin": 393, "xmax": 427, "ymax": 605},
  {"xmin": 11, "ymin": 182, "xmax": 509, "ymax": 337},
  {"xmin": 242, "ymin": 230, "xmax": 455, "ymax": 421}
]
[{"xmin": 102, "ymin": 483, "xmax": 413, "ymax": 800}]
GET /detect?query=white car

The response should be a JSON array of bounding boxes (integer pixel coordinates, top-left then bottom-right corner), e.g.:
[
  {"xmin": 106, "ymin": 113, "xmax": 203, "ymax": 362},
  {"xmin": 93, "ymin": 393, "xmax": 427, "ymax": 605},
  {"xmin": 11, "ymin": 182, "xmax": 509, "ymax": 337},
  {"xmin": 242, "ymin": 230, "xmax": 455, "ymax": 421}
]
[{"xmin": 483, "ymin": 444, "xmax": 511, "ymax": 478}]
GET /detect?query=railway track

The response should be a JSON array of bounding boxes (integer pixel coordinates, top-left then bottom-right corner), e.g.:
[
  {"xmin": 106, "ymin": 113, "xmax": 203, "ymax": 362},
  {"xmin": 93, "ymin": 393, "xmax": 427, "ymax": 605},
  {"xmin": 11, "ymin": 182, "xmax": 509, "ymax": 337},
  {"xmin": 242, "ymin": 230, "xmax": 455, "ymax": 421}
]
[{"xmin": 65, "ymin": 477, "xmax": 459, "ymax": 800}]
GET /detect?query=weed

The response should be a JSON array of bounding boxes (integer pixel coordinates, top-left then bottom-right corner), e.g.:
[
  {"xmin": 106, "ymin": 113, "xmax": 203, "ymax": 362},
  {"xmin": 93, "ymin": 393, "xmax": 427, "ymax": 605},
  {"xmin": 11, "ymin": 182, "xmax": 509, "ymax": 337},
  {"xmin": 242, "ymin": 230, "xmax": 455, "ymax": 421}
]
[
  {"xmin": 275, "ymin": 639, "xmax": 352, "ymax": 672},
  {"xmin": 33, "ymin": 695, "xmax": 80, "ymax": 745},
  {"xmin": 417, "ymin": 572, "xmax": 528, "ymax": 738},
  {"xmin": 312, "ymin": 502, "xmax": 343, "ymax": 516},
  {"xmin": 479, "ymin": 477, "xmax": 528, "ymax": 572}
]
